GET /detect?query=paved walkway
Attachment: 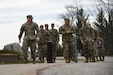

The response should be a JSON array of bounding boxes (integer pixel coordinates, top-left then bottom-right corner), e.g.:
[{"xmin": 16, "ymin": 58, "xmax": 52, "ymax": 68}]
[
  {"xmin": 0, "ymin": 57, "xmax": 69, "ymax": 75},
  {"xmin": 0, "ymin": 62, "xmax": 64, "ymax": 75},
  {"xmin": 38, "ymin": 56, "xmax": 113, "ymax": 75},
  {"xmin": 0, "ymin": 56, "xmax": 113, "ymax": 75}
]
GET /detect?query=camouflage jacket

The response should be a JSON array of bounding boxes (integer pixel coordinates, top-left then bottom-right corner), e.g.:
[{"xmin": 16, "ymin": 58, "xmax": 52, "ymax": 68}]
[
  {"xmin": 59, "ymin": 24, "xmax": 76, "ymax": 41},
  {"xmin": 49, "ymin": 29, "xmax": 59, "ymax": 44},
  {"xmin": 18, "ymin": 22, "xmax": 39, "ymax": 40},
  {"xmin": 37, "ymin": 30, "xmax": 50, "ymax": 44},
  {"xmin": 80, "ymin": 26, "xmax": 98, "ymax": 42}
]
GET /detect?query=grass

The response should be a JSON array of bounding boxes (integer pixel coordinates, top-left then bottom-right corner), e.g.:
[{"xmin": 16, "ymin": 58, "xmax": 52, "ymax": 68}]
[{"xmin": 0, "ymin": 50, "xmax": 20, "ymax": 55}]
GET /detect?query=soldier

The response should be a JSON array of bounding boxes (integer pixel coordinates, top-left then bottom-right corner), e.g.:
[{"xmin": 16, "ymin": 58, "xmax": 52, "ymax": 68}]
[
  {"xmin": 44, "ymin": 24, "xmax": 53, "ymax": 63},
  {"xmin": 36, "ymin": 25, "xmax": 50, "ymax": 63},
  {"xmin": 18, "ymin": 15, "xmax": 39, "ymax": 63},
  {"xmin": 93, "ymin": 38, "xmax": 99, "ymax": 61},
  {"xmin": 49, "ymin": 23, "xmax": 59, "ymax": 62},
  {"xmin": 97, "ymin": 36, "xmax": 105, "ymax": 61},
  {"xmin": 59, "ymin": 18, "xmax": 76, "ymax": 63},
  {"xmin": 80, "ymin": 19, "xmax": 98, "ymax": 63},
  {"xmin": 44, "ymin": 24, "xmax": 51, "ymax": 41}
]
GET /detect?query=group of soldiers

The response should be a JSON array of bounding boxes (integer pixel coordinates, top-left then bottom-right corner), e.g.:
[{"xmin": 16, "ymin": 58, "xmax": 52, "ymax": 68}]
[
  {"xmin": 18, "ymin": 15, "xmax": 105, "ymax": 64},
  {"xmin": 80, "ymin": 19, "xmax": 105, "ymax": 63},
  {"xmin": 18, "ymin": 15, "xmax": 59, "ymax": 63},
  {"xmin": 36, "ymin": 23, "xmax": 59, "ymax": 63}
]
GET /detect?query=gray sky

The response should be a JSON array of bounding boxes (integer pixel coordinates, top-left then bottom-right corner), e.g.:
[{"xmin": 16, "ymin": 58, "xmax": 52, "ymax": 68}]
[{"xmin": 0, "ymin": 0, "xmax": 97, "ymax": 49}]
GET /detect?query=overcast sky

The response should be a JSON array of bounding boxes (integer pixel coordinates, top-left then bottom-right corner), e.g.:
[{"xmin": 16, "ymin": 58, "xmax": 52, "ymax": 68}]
[{"xmin": 0, "ymin": 0, "xmax": 98, "ymax": 49}]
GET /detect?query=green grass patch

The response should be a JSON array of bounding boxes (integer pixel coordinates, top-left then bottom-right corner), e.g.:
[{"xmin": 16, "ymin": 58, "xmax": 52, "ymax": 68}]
[{"xmin": 0, "ymin": 50, "xmax": 20, "ymax": 55}]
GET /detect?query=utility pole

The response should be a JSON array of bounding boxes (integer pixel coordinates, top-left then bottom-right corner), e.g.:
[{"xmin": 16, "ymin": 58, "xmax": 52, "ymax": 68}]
[{"xmin": 73, "ymin": 34, "xmax": 78, "ymax": 63}]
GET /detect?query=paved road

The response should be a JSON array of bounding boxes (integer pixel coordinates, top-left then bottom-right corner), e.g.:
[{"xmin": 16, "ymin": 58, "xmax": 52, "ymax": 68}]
[
  {"xmin": 0, "ymin": 56, "xmax": 70, "ymax": 75},
  {"xmin": 38, "ymin": 56, "xmax": 113, "ymax": 75},
  {"xmin": 0, "ymin": 56, "xmax": 113, "ymax": 75},
  {"xmin": 0, "ymin": 63, "xmax": 64, "ymax": 75}
]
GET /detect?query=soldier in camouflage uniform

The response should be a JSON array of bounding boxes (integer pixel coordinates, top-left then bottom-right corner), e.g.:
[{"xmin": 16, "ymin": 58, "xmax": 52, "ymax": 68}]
[
  {"xmin": 49, "ymin": 23, "xmax": 59, "ymax": 63},
  {"xmin": 97, "ymin": 36, "xmax": 105, "ymax": 61},
  {"xmin": 80, "ymin": 19, "xmax": 98, "ymax": 63},
  {"xmin": 36, "ymin": 25, "xmax": 50, "ymax": 63},
  {"xmin": 93, "ymin": 39, "xmax": 99, "ymax": 61},
  {"xmin": 44, "ymin": 24, "xmax": 51, "ymax": 41},
  {"xmin": 18, "ymin": 15, "xmax": 39, "ymax": 63},
  {"xmin": 59, "ymin": 18, "xmax": 76, "ymax": 63}
]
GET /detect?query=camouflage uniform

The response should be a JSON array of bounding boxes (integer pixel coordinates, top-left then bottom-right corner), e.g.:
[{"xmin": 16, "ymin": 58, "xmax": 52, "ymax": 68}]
[
  {"xmin": 93, "ymin": 39, "xmax": 99, "ymax": 61},
  {"xmin": 18, "ymin": 18, "xmax": 39, "ymax": 62},
  {"xmin": 49, "ymin": 25, "xmax": 59, "ymax": 62},
  {"xmin": 97, "ymin": 36, "xmax": 105, "ymax": 61},
  {"xmin": 37, "ymin": 25, "xmax": 50, "ymax": 63},
  {"xmin": 80, "ymin": 25, "xmax": 98, "ymax": 62},
  {"xmin": 59, "ymin": 23, "xmax": 76, "ymax": 63},
  {"xmin": 45, "ymin": 30, "xmax": 51, "ymax": 41},
  {"xmin": 45, "ymin": 24, "xmax": 51, "ymax": 41}
]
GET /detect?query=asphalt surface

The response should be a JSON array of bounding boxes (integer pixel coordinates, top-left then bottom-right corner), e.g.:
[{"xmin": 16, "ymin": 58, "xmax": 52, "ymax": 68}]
[
  {"xmin": 0, "ymin": 56, "xmax": 113, "ymax": 75},
  {"xmin": 38, "ymin": 56, "xmax": 113, "ymax": 75},
  {"xmin": 0, "ymin": 63, "xmax": 64, "ymax": 75}
]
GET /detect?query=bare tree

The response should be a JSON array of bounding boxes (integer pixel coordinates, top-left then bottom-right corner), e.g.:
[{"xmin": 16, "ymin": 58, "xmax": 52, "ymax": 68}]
[
  {"xmin": 94, "ymin": 0, "xmax": 113, "ymax": 23},
  {"xmin": 59, "ymin": 0, "xmax": 89, "ymax": 26},
  {"xmin": 94, "ymin": 0, "xmax": 113, "ymax": 55}
]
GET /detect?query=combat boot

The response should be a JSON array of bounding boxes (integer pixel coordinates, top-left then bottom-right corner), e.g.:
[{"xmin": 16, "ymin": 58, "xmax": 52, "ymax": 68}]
[
  {"xmin": 33, "ymin": 59, "xmax": 36, "ymax": 64},
  {"xmin": 71, "ymin": 57, "xmax": 75, "ymax": 62},
  {"xmin": 53, "ymin": 58, "xmax": 56, "ymax": 63},
  {"xmin": 92, "ymin": 57, "xmax": 95, "ymax": 62},
  {"xmin": 96, "ymin": 56, "xmax": 98, "ymax": 62},
  {"xmin": 102, "ymin": 56, "xmax": 104, "ymax": 61},
  {"xmin": 89, "ymin": 57, "xmax": 92, "ymax": 62},
  {"xmin": 84, "ymin": 58, "xmax": 88, "ymax": 63},
  {"xmin": 23, "ymin": 58, "xmax": 28, "ymax": 63},
  {"xmin": 37, "ymin": 57, "xmax": 44, "ymax": 63},
  {"xmin": 65, "ymin": 57, "xmax": 70, "ymax": 63},
  {"xmin": 99, "ymin": 56, "xmax": 102, "ymax": 61},
  {"xmin": 41, "ymin": 58, "xmax": 44, "ymax": 63}
]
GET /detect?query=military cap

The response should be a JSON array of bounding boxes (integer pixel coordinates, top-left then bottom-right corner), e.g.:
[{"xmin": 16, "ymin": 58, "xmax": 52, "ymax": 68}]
[
  {"xmin": 64, "ymin": 17, "xmax": 70, "ymax": 20},
  {"xmin": 40, "ymin": 25, "xmax": 44, "ymax": 28},
  {"xmin": 45, "ymin": 24, "xmax": 48, "ymax": 27},
  {"xmin": 82, "ymin": 19, "xmax": 87, "ymax": 23},
  {"xmin": 26, "ymin": 15, "xmax": 33, "ymax": 18},
  {"xmin": 51, "ymin": 23, "xmax": 54, "ymax": 26}
]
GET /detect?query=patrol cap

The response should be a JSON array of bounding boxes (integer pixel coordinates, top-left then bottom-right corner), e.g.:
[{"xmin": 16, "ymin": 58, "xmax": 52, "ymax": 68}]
[
  {"xmin": 40, "ymin": 25, "xmax": 44, "ymax": 28},
  {"xmin": 26, "ymin": 15, "xmax": 33, "ymax": 18},
  {"xmin": 51, "ymin": 23, "xmax": 54, "ymax": 26},
  {"xmin": 82, "ymin": 19, "xmax": 87, "ymax": 23},
  {"xmin": 64, "ymin": 17, "xmax": 70, "ymax": 20},
  {"xmin": 45, "ymin": 24, "xmax": 48, "ymax": 27}
]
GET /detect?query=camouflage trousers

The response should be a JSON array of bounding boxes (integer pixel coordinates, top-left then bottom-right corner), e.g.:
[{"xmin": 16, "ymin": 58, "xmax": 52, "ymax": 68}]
[
  {"xmin": 38, "ymin": 44, "xmax": 47, "ymax": 59},
  {"xmin": 82, "ymin": 40, "xmax": 94, "ymax": 58},
  {"xmin": 98, "ymin": 47, "xmax": 105, "ymax": 57},
  {"xmin": 62, "ymin": 40, "xmax": 74, "ymax": 58},
  {"xmin": 22, "ymin": 39, "xmax": 36, "ymax": 60},
  {"xmin": 52, "ymin": 43, "xmax": 57, "ymax": 59}
]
